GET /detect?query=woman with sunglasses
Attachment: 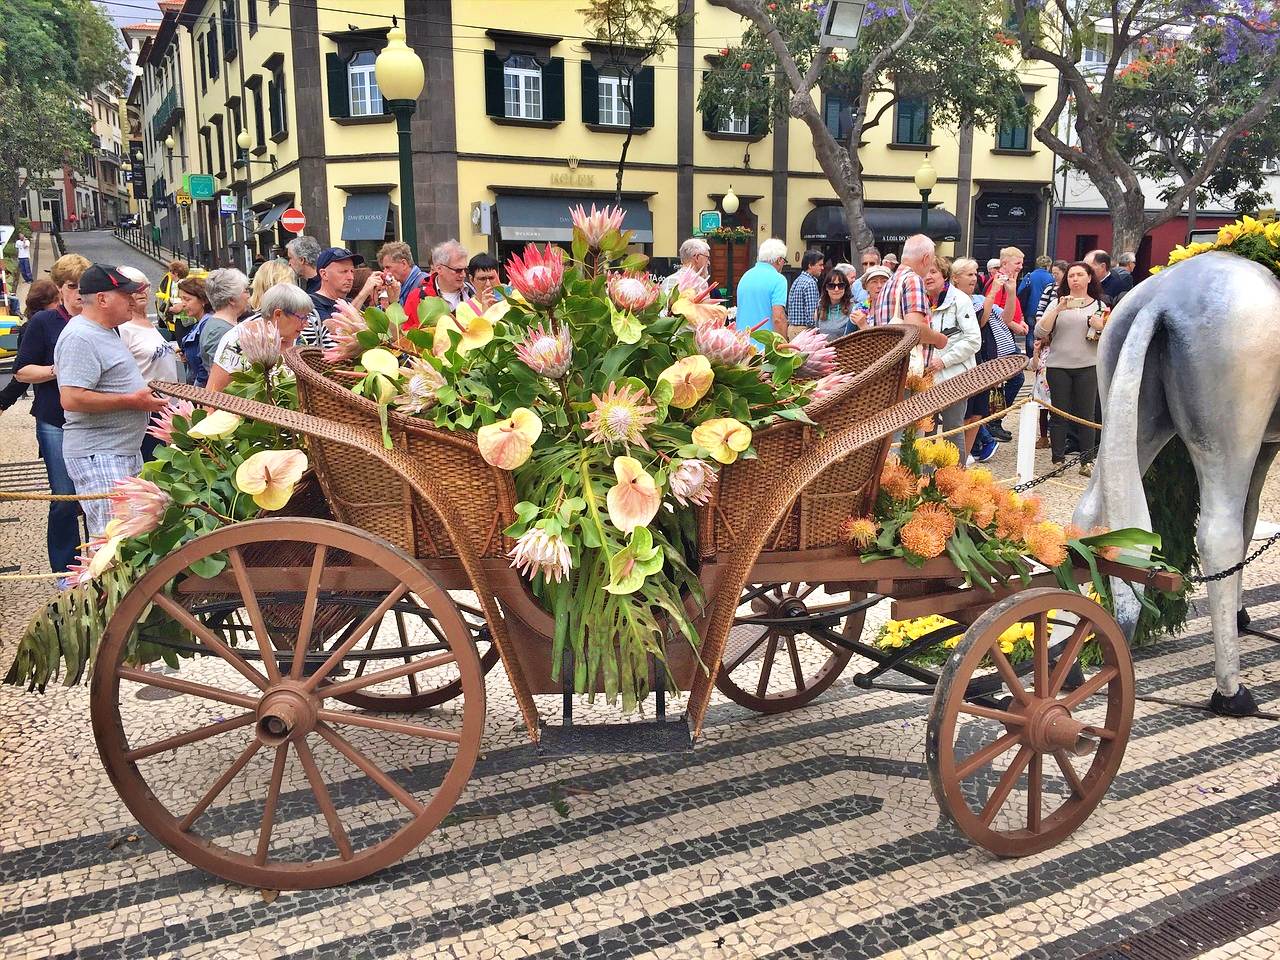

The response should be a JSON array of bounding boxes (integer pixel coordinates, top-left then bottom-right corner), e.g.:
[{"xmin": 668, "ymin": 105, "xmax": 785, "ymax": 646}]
[{"xmin": 816, "ymin": 268, "xmax": 861, "ymax": 339}]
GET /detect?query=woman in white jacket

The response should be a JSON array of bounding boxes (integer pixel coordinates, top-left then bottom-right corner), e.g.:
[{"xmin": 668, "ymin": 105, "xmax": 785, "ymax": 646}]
[{"xmin": 921, "ymin": 256, "xmax": 981, "ymax": 459}]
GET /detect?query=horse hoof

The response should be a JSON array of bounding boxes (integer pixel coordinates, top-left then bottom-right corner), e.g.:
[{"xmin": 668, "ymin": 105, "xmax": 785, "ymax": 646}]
[
  {"xmin": 1210, "ymin": 685, "xmax": 1259, "ymax": 717},
  {"xmin": 1238, "ymin": 607, "xmax": 1251, "ymax": 630}
]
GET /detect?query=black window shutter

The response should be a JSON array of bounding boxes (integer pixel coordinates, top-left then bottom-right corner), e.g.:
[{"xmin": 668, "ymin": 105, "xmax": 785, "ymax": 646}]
[
  {"xmin": 326, "ymin": 52, "xmax": 350, "ymax": 119},
  {"xmin": 484, "ymin": 50, "xmax": 505, "ymax": 117},
  {"xmin": 748, "ymin": 108, "xmax": 766, "ymax": 137},
  {"xmin": 701, "ymin": 71, "xmax": 716, "ymax": 131},
  {"xmin": 543, "ymin": 57, "xmax": 565, "ymax": 122},
  {"xmin": 633, "ymin": 66, "xmax": 654, "ymax": 129},
  {"xmin": 581, "ymin": 61, "xmax": 599, "ymax": 124}
]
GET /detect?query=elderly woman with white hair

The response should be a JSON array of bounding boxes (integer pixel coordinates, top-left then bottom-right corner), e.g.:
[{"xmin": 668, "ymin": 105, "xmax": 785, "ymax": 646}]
[
  {"xmin": 180, "ymin": 267, "xmax": 250, "ymax": 387},
  {"xmin": 207, "ymin": 283, "xmax": 316, "ymax": 392}
]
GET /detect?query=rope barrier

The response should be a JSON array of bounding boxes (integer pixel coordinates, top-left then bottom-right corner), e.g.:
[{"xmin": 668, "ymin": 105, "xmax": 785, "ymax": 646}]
[
  {"xmin": 897, "ymin": 395, "xmax": 1102, "ymax": 450},
  {"xmin": 0, "ymin": 571, "xmax": 66, "ymax": 582},
  {"xmin": 0, "ymin": 490, "xmax": 111, "ymax": 501}
]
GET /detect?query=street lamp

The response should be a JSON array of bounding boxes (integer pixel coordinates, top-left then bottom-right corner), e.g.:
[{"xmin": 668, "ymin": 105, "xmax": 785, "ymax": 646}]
[
  {"xmin": 721, "ymin": 187, "xmax": 740, "ymax": 305},
  {"xmin": 376, "ymin": 22, "xmax": 426, "ymax": 263},
  {"xmin": 914, "ymin": 154, "xmax": 937, "ymax": 235},
  {"xmin": 819, "ymin": 0, "xmax": 868, "ymax": 49}
]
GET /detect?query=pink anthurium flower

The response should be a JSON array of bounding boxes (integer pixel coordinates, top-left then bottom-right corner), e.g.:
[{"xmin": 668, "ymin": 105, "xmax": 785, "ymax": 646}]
[
  {"xmin": 234, "ymin": 449, "xmax": 309, "ymax": 511},
  {"xmin": 476, "ymin": 408, "xmax": 543, "ymax": 470},
  {"xmin": 606, "ymin": 455, "xmax": 661, "ymax": 534}
]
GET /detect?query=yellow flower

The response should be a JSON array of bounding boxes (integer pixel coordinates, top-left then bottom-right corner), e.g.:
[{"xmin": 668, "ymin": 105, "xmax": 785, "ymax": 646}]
[
  {"xmin": 234, "ymin": 449, "xmax": 309, "ymax": 511},
  {"xmin": 1240, "ymin": 215, "xmax": 1265, "ymax": 236},
  {"xmin": 1265, "ymin": 221, "xmax": 1280, "ymax": 246},
  {"xmin": 691, "ymin": 417, "xmax": 752, "ymax": 464},
  {"xmin": 187, "ymin": 410, "xmax": 242, "ymax": 440},
  {"xmin": 605, "ymin": 455, "xmax": 661, "ymax": 533},
  {"xmin": 476, "ymin": 407, "xmax": 543, "ymax": 470},
  {"xmin": 1217, "ymin": 222, "xmax": 1242, "ymax": 247},
  {"xmin": 433, "ymin": 300, "xmax": 507, "ymax": 356},
  {"xmin": 658, "ymin": 355, "xmax": 714, "ymax": 409},
  {"xmin": 841, "ymin": 515, "xmax": 878, "ymax": 550}
]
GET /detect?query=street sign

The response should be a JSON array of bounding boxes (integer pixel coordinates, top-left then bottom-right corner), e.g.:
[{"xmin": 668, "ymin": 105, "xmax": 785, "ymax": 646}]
[
  {"xmin": 280, "ymin": 208, "xmax": 306, "ymax": 234},
  {"xmin": 0, "ymin": 226, "xmax": 13, "ymax": 253},
  {"xmin": 698, "ymin": 210, "xmax": 722, "ymax": 234},
  {"xmin": 219, "ymin": 195, "xmax": 238, "ymax": 215},
  {"xmin": 184, "ymin": 174, "xmax": 215, "ymax": 200},
  {"xmin": 175, "ymin": 190, "xmax": 192, "ymax": 207}
]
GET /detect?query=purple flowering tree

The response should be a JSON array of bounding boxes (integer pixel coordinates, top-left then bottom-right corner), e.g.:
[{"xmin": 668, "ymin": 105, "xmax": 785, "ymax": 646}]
[
  {"xmin": 1009, "ymin": 0, "xmax": 1280, "ymax": 253},
  {"xmin": 702, "ymin": 0, "xmax": 1026, "ymax": 253}
]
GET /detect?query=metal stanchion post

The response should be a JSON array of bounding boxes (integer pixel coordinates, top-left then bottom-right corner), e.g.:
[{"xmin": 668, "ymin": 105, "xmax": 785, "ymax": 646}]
[{"xmin": 1016, "ymin": 400, "xmax": 1040, "ymax": 484}]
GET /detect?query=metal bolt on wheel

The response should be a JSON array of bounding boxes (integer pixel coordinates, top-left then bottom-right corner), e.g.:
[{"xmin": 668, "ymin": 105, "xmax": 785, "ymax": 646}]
[
  {"xmin": 90, "ymin": 518, "xmax": 486, "ymax": 890},
  {"xmin": 926, "ymin": 588, "xmax": 1134, "ymax": 857}
]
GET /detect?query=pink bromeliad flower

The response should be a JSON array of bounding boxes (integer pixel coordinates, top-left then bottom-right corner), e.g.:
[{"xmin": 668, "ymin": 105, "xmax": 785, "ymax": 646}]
[
  {"xmin": 570, "ymin": 203, "xmax": 626, "ymax": 248},
  {"xmin": 607, "ymin": 272, "xmax": 660, "ymax": 313},
  {"xmin": 507, "ymin": 243, "xmax": 565, "ymax": 306},
  {"xmin": 109, "ymin": 476, "xmax": 172, "ymax": 538},
  {"xmin": 515, "ymin": 323, "xmax": 573, "ymax": 378},
  {"xmin": 146, "ymin": 400, "xmax": 195, "ymax": 444}
]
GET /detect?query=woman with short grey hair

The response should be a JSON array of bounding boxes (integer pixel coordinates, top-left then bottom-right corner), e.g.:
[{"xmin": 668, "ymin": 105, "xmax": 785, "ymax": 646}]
[
  {"xmin": 207, "ymin": 283, "xmax": 316, "ymax": 392},
  {"xmin": 188, "ymin": 268, "xmax": 250, "ymax": 386}
]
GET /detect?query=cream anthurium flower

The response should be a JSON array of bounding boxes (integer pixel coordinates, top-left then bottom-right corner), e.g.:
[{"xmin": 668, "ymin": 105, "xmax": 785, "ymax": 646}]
[
  {"xmin": 186, "ymin": 410, "xmax": 243, "ymax": 440},
  {"xmin": 657, "ymin": 355, "xmax": 714, "ymax": 409},
  {"xmin": 691, "ymin": 417, "xmax": 752, "ymax": 464},
  {"xmin": 605, "ymin": 455, "xmax": 661, "ymax": 534},
  {"xmin": 88, "ymin": 535, "xmax": 124, "ymax": 578},
  {"xmin": 433, "ymin": 300, "xmax": 507, "ymax": 356},
  {"xmin": 360, "ymin": 347, "xmax": 400, "ymax": 378},
  {"xmin": 234, "ymin": 449, "xmax": 309, "ymax": 511},
  {"xmin": 476, "ymin": 407, "xmax": 542, "ymax": 470}
]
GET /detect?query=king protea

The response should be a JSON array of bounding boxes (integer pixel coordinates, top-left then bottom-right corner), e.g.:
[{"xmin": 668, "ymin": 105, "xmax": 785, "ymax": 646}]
[
  {"xmin": 784, "ymin": 328, "xmax": 837, "ymax": 380},
  {"xmin": 147, "ymin": 400, "xmax": 195, "ymax": 444},
  {"xmin": 695, "ymin": 320, "xmax": 756, "ymax": 366},
  {"xmin": 515, "ymin": 323, "xmax": 573, "ymax": 378},
  {"xmin": 668, "ymin": 458, "xmax": 716, "ymax": 506},
  {"xmin": 508, "ymin": 527, "xmax": 573, "ymax": 583},
  {"xmin": 570, "ymin": 203, "xmax": 625, "ymax": 248},
  {"xmin": 323, "ymin": 300, "xmax": 367, "ymax": 362},
  {"xmin": 108, "ymin": 476, "xmax": 172, "ymax": 538},
  {"xmin": 507, "ymin": 243, "xmax": 565, "ymax": 306},
  {"xmin": 607, "ymin": 272, "xmax": 660, "ymax": 313}
]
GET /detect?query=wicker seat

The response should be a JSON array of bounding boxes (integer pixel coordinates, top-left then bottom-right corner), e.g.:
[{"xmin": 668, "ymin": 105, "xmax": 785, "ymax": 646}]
[
  {"xmin": 697, "ymin": 326, "xmax": 913, "ymax": 557},
  {"xmin": 287, "ymin": 348, "xmax": 518, "ymax": 559}
]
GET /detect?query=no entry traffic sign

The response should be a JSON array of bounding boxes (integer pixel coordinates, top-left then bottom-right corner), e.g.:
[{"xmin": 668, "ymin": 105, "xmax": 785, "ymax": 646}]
[{"xmin": 280, "ymin": 208, "xmax": 306, "ymax": 234}]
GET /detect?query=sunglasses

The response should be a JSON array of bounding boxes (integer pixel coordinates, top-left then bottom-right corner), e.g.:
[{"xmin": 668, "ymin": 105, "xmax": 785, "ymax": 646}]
[
  {"xmin": 826, "ymin": 282, "xmax": 848, "ymax": 290},
  {"xmin": 441, "ymin": 264, "xmax": 467, "ymax": 275}
]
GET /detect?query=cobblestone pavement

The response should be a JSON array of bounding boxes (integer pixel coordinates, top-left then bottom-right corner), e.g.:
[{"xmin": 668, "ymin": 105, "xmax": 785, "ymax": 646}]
[{"xmin": 3, "ymin": 331, "xmax": 1280, "ymax": 957}]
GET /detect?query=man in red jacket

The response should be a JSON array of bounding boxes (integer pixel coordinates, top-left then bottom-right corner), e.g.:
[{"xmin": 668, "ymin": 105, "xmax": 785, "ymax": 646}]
[{"xmin": 404, "ymin": 240, "xmax": 474, "ymax": 327}]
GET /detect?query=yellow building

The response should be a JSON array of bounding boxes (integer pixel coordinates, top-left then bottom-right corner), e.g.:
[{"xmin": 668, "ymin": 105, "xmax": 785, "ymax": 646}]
[{"xmin": 141, "ymin": 0, "xmax": 1055, "ymax": 275}]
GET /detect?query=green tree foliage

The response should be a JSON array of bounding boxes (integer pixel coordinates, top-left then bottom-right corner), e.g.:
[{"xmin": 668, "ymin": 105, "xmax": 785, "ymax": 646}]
[
  {"xmin": 0, "ymin": 0, "xmax": 126, "ymax": 222},
  {"xmin": 701, "ymin": 0, "xmax": 1025, "ymax": 252}
]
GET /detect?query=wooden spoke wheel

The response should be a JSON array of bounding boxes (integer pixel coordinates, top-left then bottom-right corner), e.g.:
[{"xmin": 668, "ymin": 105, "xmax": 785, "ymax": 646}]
[
  {"xmin": 926, "ymin": 588, "xmax": 1133, "ymax": 857},
  {"xmin": 714, "ymin": 582, "xmax": 864, "ymax": 713},
  {"xmin": 91, "ymin": 518, "xmax": 485, "ymax": 890}
]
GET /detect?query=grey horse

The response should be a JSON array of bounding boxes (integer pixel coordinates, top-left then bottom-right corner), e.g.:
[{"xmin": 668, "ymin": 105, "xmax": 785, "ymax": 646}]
[{"xmin": 1073, "ymin": 251, "xmax": 1280, "ymax": 716}]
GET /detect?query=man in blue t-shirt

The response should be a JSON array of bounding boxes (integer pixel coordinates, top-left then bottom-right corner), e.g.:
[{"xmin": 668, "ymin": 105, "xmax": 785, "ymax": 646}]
[
  {"xmin": 1017, "ymin": 255, "xmax": 1056, "ymax": 354},
  {"xmin": 734, "ymin": 238, "xmax": 789, "ymax": 334}
]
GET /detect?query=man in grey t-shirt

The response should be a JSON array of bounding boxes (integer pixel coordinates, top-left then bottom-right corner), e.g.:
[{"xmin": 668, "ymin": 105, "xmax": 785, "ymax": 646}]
[{"xmin": 56, "ymin": 264, "xmax": 169, "ymax": 537}]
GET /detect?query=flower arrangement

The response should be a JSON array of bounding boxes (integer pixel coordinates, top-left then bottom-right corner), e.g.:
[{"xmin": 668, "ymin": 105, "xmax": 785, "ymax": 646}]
[
  {"xmin": 843, "ymin": 428, "xmax": 1165, "ymax": 603},
  {"xmin": 1150, "ymin": 215, "xmax": 1280, "ymax": 279},
  {"xmin": 873, "ymin": 607, "xmax": 1104, "ymax": 669},
  {"xmin": 318, "ymin": 204, "xmax": 833, "ymax": 710},
  {"xmin": 6, "ymin": 346, "xmax": 309, "ymax": 691}
]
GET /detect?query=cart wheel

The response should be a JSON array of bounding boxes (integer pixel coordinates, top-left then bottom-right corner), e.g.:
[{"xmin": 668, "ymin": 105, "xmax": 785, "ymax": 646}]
[
  {"xmin": 927, "ymin": 588, "xmax": 1133, "ymax": 857},
  {"xmin": 715, "ymin": 582, "xmax": 863, "ymax": 713},
  {"xmin": 91, "ymin": 518, "xmax": 485, "ymax": 890}
]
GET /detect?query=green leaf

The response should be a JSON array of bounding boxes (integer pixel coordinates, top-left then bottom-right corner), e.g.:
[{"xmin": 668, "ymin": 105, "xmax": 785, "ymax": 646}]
[
  {"xmin": 364, "ymin": 307, "xmax": 390, "ymax": 336},
  {"xmin": 515, "ymin": 501, "xmax": 540, "ymax": 523},
  {"xmin": 611, "ymin": 308, "xmax": 642, "ymax": 345}
]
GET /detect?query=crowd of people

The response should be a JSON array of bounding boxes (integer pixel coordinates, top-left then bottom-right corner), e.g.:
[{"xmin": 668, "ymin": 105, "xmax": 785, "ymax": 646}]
[{"xmin": 2, "ymin": 226, "xmax": 1138, "ymax": 583}]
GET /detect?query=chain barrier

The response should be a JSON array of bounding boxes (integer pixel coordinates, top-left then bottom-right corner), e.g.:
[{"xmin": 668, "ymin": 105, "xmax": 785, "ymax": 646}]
[
  {"xmin": 1188, "ymin": 532, "xmax": 1280, "ymax": 584},
  {"xmin": 1012, "ymin": 445, "xmax": 1099, "ymax": 493}
]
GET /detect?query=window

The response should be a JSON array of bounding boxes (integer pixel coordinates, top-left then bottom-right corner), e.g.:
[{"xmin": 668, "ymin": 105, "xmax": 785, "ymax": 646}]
[
  {"xmin": 503, "ymin": 55, "xmax": 543, "ymax": 120},
  {"xmin": 207, "ymin": 24, "xmax": 219, "ymax": 78},
  {"xmin": 597, "ymin": 72, "xmax": 631, "ymax": 127},
  {"xmin": 348, "ymin": 50, "xmax": 383, "ymax": 117},
  {"xmin": 893, "ymin": 97, "xmax": 929, "ymax": 145},
  {"xmin": 718, "ymin": 109, "xmax": 749, "ymax": 135},
  {"xmin": 247, "ymin": 0, "xmax": 258, "ymax": 34},
  {"xmin": 997, "ymin": 89, "xmax": 1031, "ymax": 150},
  {"xmin": 222, "ymin": 1, "xmax": 237, "ymax": 59},
  {"xmin": 250, "ymin": 79, "xmax": 265, "ymax": 146},
  {"xmin": 214, "ymin": 122, "xmax": 225, "ymax": 176},
  {"xmin": 823, "ymin": 94, "xmax": 850, "ymax": 141},
  {"xmin": 268, "ymin": 65, "xmax": 287, "ymax": 138},
  {"xmin": 198, "ymin": 37, "xmax": 207, "ymax": 94}
]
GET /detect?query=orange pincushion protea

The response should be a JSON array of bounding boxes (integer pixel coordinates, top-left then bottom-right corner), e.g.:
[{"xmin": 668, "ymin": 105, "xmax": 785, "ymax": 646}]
[
  {"xmin": 973, "ymin": 500, "xmax": 997, "ymax": 528},
  {"xmin": 880, "ymin": 458, "xmax": 917, "ymax": 502},
  {"xmin": 1064, "ymin": 523, "xmax": 1085, "ymax": 540},
  {"xmin": 915, "ymin": 416, "xmax": 935, "ymax": 433},
  {"xmin": 932, "ymin": 465, "xmax": 967, "ymax": 497},
  {"xmin": 841, "ymin": 515, "xmax": 879, "ymax": 550},
  {"xmin": 994, "ymin": 490, "xmax": 1028, "ymax": 541},
  {"xmin": 1023, "ymin": 520, "xmax": 1068, "ymax": 568},
  {"xmin": 914, "ymin": 501, "xmax": 957, "ymax": 540},
  {"xmin": 900, "ymin": 513, "xmax": 949, "ymax": 559},
  {"xmin": 905, "ymin": 371, "xmax": 935, "ymax": 393},
  {"xmin": 1089, "ymin": 525, "xmax": 1120, "ymax": 560}
]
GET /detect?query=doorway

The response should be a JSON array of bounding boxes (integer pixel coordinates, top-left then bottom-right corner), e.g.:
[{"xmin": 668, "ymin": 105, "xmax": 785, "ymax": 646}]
[{"xmin": 971, "ymin": 191, "xmax": 1042, "ymax": 263}]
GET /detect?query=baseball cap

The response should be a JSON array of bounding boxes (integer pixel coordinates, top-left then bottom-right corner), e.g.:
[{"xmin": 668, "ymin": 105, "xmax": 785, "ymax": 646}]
[
  {"xmin": 79, "ymin": 263, "xmax": 146, "ymax": 294},
  {"xmin": 316, "ymin": 247, "xmax": 366, "ymax": 270}
]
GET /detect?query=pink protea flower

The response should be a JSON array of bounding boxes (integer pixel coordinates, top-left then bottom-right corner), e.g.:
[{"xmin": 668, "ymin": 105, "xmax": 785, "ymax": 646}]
[
  {"xmin": 323, "ymin": 300, "xmax": 367, "ymax": 363},
  {"xmin": 784, "ymin": 328, "xmax": 836, "ymax": 380},
  {"xmin": 515, "ymin": 323, "xmax": 573, "ymax": 378},
  {"xmin": 570, "ymin": 203, "xmax": 626, "ymax": 248},
  {"xmin": 109, "ymin": 476, "xmax": 171, "ymax": 539},
  {"xmin": 395, "ymin": 359, "xmax": 446, "ymax": 415},
  {"xmin": 809, "ymin": 371, "xmax": 854, "ymax": 401},
  {"xmin": 695, "ymin": 320, "xmax": 756, "ymax": 366},
  {"xmin": 509, "ymin": 527, "xmax": 573, "ymax": 583},
  {"xmin": 607, "ymin": 272, "xmax": 661, "ymax": 313},
  {"xmin": 668, "ymin": 458, "xmax": 716, "ymax": 506},
  {"xmin": 237, "ymin": 318, "xmax": 282, "ymax": 368},
  {"xmin": 583, "ymin": 381, "xmax": 657, "ymax": 448},
  {"xmin": 147, "ymin": 400, "xmax": 195, "ymax": 444},
  {"xmin": 507, "ymin": 243, "xmax": 565, "ymax": 306}
]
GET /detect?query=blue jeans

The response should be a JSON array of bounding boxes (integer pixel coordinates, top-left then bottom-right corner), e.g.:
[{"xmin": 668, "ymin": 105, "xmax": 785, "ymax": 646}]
[
  {"xmin": 1002, "ymin": 370, "xmax": 1025, "ymax": 411},
  {"xmin": 18, "ymin": 258, "xmax": 32, "ymax": 283},
  {"xmin": 35, "ymin": 419, "xmax": 81, "ymax": 575}
]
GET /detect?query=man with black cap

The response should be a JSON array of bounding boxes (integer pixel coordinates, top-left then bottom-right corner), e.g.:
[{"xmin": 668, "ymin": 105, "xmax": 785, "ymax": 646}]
[
  {"xmin": 310, "ymin": 247, "xmax": 365, "ymax": 322},
  {"xmin": 55, "ymin": 264, "xmax": 168, "ymax": 537}
]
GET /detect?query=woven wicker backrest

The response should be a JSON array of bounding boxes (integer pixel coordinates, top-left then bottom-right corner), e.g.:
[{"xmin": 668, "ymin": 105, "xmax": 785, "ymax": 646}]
[
  {"xmin": 698, "ymin": 325, "xmax": 913, "ymax": 557},
  {"xmin": 287, "ymin": 348, "xmax": 516, "ymax": 559}
]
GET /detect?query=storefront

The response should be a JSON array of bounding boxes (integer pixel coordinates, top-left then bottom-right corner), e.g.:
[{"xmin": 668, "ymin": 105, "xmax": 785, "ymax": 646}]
[
  {"xmin": 969, "ymin": 188, "xmax": 1048, "ymax": 265},
  {"xmin": 338, "ymin": 191, "xmax": 396, "ymax": 264},
  {"xmin": 492, "ymin": 191, "xmax": 654, "ymax": 266},
  {"xmin": 800, "ymin": 201, "xmax": 962, "ymax": 264}
]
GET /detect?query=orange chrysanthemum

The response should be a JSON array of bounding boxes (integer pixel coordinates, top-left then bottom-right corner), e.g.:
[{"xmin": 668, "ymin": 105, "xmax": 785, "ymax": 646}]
[
  {"xmin": 841, "ymin": 515, "xmax": 879, "ymax": 550},
  {"xmin": 880, "ymin": 458, "xmax": 917, "ymax": 502},
  {"xmin": 900, "ymin": 513, "xmax": 948, "ymax": 559},
  {"xmin": 914, "ymin": 501, "xmax": 957, "ymax": 541},
  {"xmin": 933, "ymin": 465, "xmax": 967, "ymax": 497},
  {"xmin": 1024, "ymin": 520, "xmax": 1068, "ymax": 568}
]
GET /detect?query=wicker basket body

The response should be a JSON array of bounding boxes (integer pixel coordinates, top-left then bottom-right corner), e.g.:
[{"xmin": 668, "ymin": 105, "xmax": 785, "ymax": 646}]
[{"xmin": 696, "ymin": 326, "xmax": 912, "ymax": 558}]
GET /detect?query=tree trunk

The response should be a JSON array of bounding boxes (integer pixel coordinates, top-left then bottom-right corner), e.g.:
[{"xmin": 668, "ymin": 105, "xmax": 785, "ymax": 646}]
[
  {"xmin": 1107, "ymin": 193, "xmax": 1148, "ymax": 258},
  {"xmin": 615, "ymin": 72, "xmax": 637, "ymax": 206}
]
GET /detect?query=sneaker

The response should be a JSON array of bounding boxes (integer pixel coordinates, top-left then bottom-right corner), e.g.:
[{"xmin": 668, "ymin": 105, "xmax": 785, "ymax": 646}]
[
  {"xmin": 974, "ymin": 437, "xmax": 998, "ymax": 463},
  {"xmin": 1079, "ymin": 462, "xmax": 1093, "ymax": 478},
  {"xmin": 987, "ymin": 424, "xmax": 1013, "ymax": 443},
  {"xmin": 965, "ymin": 455, "xmax": 977, "ymax": 467}
]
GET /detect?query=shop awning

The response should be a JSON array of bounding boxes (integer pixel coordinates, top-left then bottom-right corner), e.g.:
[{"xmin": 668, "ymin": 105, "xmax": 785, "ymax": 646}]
[
  {"xmin": 254, "ymin": 198, "xmax": 292, "ymax": 233},
  {"xmin": 801, "ymin": 204, "xmax": 962, "ymax": 245},
  {"xmin": 496, "ymin": 194, "xmax": 654, "ymax": 243},
  {"xmin": 340, "ymin": 193, "xmax": 391, "ymax": 242}
]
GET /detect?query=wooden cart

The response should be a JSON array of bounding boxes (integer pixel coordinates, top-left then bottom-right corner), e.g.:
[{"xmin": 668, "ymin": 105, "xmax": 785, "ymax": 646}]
[{"xmin": 89, "ymin": 328, "xmax": 1177, "ymax": 889}]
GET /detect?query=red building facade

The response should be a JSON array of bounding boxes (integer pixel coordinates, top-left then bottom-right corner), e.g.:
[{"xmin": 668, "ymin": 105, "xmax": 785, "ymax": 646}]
[{"xmin": 1053, "ymin": 210, "xmax": 1234, "ymax": 281}]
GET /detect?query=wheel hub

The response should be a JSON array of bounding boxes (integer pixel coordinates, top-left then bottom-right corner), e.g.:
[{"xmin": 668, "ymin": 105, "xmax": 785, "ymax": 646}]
[
  {"xmin": 255, "ymin": 681, "xmax": 319, "ymax": 745},
  {"xmin": 1022, "ymin": 699, "xmax": 1088, "ymax": 754}
]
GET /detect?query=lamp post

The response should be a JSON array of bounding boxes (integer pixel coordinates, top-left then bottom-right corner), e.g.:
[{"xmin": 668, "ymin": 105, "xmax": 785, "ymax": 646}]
[
  {"xmin": 376, "ymin": 22, "xmax": 426, "ymax": 264},
  {"xmin": 165, "ymin": 134, "xmax": 197, "ymax": 267},
  {"xmin": 722, "ymin": 186, "xmax": 740, "ymax": 305},
  {"xmin": 913, "ymin": 154, "xmax": 937, "ymax": 236}
]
